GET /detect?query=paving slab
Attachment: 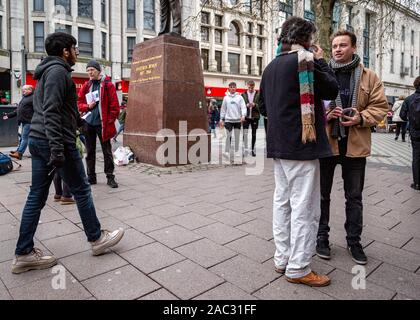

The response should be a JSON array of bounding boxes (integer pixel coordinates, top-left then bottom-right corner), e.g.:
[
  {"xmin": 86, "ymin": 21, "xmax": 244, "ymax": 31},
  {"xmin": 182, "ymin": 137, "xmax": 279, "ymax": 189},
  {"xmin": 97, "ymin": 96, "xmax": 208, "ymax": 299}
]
[
  {"xmin": 139, "ymin": 288, "xmax": 179, "ymax": 300},
  {"xmin": 226, "ymin": 235, "xmax": 274, "ymax": 263},
  {"xmin": 208, "ymin": 210, "xmax": 255, "ymax": 227},
  {"xmin": 148, "ymin": 225, "xmax": 203, "ymax": 249},
  {"xmin": 168, "ymin": 212, "xmax": 216, "ymax": 230},
  {"xmin": 194, "ymin": 282, "xmax": 257, "ymax": 300},
  {"xmin": 194, "ymin": 223, "xmax": 248, "ymax": 245},
  {"xmin": 125, "ymin": 215, "xmax": 173, "ymax": 233}
]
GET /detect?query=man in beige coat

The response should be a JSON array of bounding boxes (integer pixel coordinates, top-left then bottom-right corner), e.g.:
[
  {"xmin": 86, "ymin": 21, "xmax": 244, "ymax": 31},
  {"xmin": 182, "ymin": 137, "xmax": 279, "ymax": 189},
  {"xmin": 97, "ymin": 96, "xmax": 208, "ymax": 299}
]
[{"xmin": 316, "ymin": 30, "xmax": 388, "ymax": 265}]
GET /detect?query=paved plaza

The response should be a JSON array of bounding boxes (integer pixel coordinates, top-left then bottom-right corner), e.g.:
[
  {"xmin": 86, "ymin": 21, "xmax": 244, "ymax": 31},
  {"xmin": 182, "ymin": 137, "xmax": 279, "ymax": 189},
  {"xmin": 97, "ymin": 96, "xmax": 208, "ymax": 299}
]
[{"xmin": 0, "ymin": 131, "xmax": 419, "ymax": 300}]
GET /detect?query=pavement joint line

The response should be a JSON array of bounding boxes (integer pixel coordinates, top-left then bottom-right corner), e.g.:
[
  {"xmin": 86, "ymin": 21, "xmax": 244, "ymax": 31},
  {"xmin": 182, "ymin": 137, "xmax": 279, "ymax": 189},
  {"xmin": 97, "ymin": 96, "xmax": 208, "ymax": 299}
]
[
  {"xmin": 380, "ymin": 209, "xmax": 394, "ymax": 217},
  {"xmin": 366, "ymin": 261, "xmax": 384, "ymax": 278},
  {"xmin": 250, "ymin": 274, "xmax": 284, "ymax": 296},
  {"xmin": 409, "ymin": 207, "xmax": 420, "ymax": 215},
  {"xmin": 388, "ymin": 221, "xmax": 402, "ymax": 231},
  {"xmin": 415, "ymin": 265, "xmax": 420, "ymax": 274},
  {"xmin": 188, "ymin": 281, "xmax": 229, "ymax": 300},
  {"xmin": 399, "ymin": 237, "xmax": 414, "ymax": 250},
  {"xmin": 367, "ymin": 191, "xmax": 379, "ymax": 197},
  {"xmin": 202, "ymin": 253, "xmax": 241, "ymax": 270},
  {"xmin": 394, "ymin": 189, "xmax": 404, "ymax": 195},
  {"xmin": 218, "ymin": 233, "xmax": 250, "ymax": 247},
  {"xmin": 390, "ymin": 292, "xmax": 399, "ymax": 300}
]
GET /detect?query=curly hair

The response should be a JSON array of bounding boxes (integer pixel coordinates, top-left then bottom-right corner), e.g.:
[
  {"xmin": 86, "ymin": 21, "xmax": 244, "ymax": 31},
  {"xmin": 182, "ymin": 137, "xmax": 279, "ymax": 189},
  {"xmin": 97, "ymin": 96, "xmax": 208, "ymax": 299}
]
[{"xmin": 278, "ymin": 16, "xmax": 316, "ymax": 46}]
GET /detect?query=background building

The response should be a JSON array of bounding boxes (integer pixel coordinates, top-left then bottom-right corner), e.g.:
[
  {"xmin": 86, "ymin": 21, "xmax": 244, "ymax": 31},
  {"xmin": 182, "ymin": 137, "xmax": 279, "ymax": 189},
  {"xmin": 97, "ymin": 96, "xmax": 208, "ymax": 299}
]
[{"xmin": 0, "ymin": 0, "xmax": 418, "ymax": 104}]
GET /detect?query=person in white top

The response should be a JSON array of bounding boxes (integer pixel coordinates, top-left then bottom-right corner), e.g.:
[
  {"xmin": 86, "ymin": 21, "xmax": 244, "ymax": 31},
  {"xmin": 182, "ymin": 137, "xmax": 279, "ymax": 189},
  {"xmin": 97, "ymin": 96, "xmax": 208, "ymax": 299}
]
[
  {"xmin": 392, "ymin": 96, "xmax": 407, "ymax": 142},
  {"xmin": 220, "ymin": 82, "xmax": 246, "ymax": 158}
]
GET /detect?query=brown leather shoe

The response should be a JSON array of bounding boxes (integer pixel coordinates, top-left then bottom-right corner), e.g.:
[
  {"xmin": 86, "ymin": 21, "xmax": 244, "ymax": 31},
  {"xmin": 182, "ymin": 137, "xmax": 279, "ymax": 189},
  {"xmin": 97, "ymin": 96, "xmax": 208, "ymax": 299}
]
[
  {"xmin": 9, "ymin": 151, "xmax": 22, "ymax": 160},
  {"xmin": 286, "ymin": 271, "xmax": 331, "ymax": 287},
  {"xmin": 53, "ymin": 195, "xmax": 62, "ymax": 202},
  {"xmin": 60, "ymin": 197, "xmax": 76, "ymax": 205}
]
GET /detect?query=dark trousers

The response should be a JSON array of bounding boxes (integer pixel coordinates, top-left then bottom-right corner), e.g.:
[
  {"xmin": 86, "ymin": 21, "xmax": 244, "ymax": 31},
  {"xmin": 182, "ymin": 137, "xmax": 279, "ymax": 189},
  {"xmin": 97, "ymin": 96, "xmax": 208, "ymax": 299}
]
[
  {"xmin": 412, "ymin": 139, "xmax": 420, "ymax": 186},
  {"xmin": 243, "ymin": 118, "xmax": 259, "ymax": 151},
  {"xmin": 53, "ymin": 172, "xmax": 72, "ymax": 198},
  {"xmin": 225, "ymin": 122, "xmax": 241, "ymax": 153},
  {"xmin": 15, "ymin": 138, "xmax": 101, "ymax": 255},
  {"xmin": 263, "ymin": 117, "xmax": 267, "ymax": 136},
  {"xmin": 84, "ymin": 124, "xmax": 115, "ymax": 179},
  {"xmin": 395, "ymin": 122, "xmax": 407, "ymax": 140},
  {"xmin": 159, "ymin": 0, "xmax": 181, "ymax": 34},
  {"xmin": 318, "ymin": 156, "xmax": 366, "ymax": 246}
]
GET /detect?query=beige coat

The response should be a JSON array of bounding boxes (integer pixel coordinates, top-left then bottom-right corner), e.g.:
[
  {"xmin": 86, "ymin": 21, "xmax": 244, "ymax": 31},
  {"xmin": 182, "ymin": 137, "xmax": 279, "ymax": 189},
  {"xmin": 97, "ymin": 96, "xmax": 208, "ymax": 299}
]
[{"xmin": 326, "ymin": 65, "xmax": 388, "ymax": 157}]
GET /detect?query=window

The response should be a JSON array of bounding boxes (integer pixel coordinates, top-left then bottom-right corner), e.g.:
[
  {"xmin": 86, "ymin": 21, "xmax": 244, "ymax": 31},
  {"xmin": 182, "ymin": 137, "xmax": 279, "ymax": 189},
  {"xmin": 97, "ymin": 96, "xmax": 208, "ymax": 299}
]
[
  {"xmin": 101, "ymin": 0, "xmax": 106, "ymax": 23},
  {"xmin": 0, "ymin": 16, "xmax": 2, "ymax": 49},
  {"xmin": 55, "ymin": 24, "xmax": 72, "ymax": 34},
  {"xmin": 215, "ymin": 50, "xmax": 222, "ymax": 72},
  {"xmin": 201, "ymin": 12, "xmax": 210, "ymax": 25},
  {"xmin": 144, "ymin": 0, "xmax": 155, "ymax": 30},
  {"xmin": 101, "ymin": 32, "xmax": 106, "ymax": 59},
  {"xmin": 215, "ymin": 15, "xmax": 222, "ymax": 27},
  {"xmin": 332, "ymin": 2, "xmax": 341, "ymax": 32},
  {"xmin": 304, "ymin": 0, "xmax": 315, "ymax": 22},
  {"xmin": 248, "ymin": 22, "xmax": 253, "ymax": 34},
  {"xmin": 201, "ymin": 49, "xmax": 209, "ymax": 71},
  {"xmin": 34, "ymin": 0, "xmax": 44, "ymax": 12},
  {"xmin": 55, "ymin": 0, "xmax": 71, "ymax": 15},
  {"xmin": 78, "ymin": 27, "xmax": 93, "ymax": 56},
  {"xmin": 246, "ymin": 55, "xmax": 251, "ymax": 75},
  {"xmin": 411, "ymin": 30, "xmax": 415, "ymax": 46},
  {"xmin": 257, "ymin": 56, "xmax": 263, "ymax": 75},
  {"xmin": 363, "ymin": 13, "xmax": 370, "ymax": 67},
  {"xmin": 228, "ymin": 53, "xmax": 240, "ymax": 74},
  {"xmin": 258, "ymin": 24, "xmax": 263, "ymax": 35},
  {"xmin": 127, "ymin": 37, "xmax": 136, "ymax": 62},
  {"xmin": 246, "ymin": 36, "xmax": 252, "ymax": 49},
  {"xmin": 34, "ymin": 22, "xmax": 44, "ymax": 52},
  {"xmin": 257, "ymin": 37, "xmax": 263, "ymax": 50},
  {"xmin": 244, "ymin": 0, "xmax": 251, "ymax": 13},
  {"xmin": 215, "ymin": 29, "xmax": 222, "ymax": 44},
  {"xmin": 390, "ymin": 49, "xmax": 394, "ymax": 73},
  {"xmin": 127, "ymin": 0, "xmax": 136, "ymax": 28},
  {"xmin": 401, "ymin": 25, "xmax": 405, "ymax": 43},
  {"xmin": 411, "ymin": 55, "xmax": 414, "ymax": 77},
  {"xmin": 346, "ymin": 5, "xmax": 353, "ymax": 31},
  {"xmin": 279, "ymin": 0, "xmax": 293, "ymax": 19},
  {"xmin": 228, "ymin": 22, "xmax": 240, "ymax": 46},
  {"xmin": 78, "ymin": 0, "xmax": 93, "ymax": 18},
  {"xmin": 201, "ymin": 27, "xmax": 209, "ymax": 42},
  {"xmin": 401, "ymin": 52, "xmax": 405, "ymax": 73}
]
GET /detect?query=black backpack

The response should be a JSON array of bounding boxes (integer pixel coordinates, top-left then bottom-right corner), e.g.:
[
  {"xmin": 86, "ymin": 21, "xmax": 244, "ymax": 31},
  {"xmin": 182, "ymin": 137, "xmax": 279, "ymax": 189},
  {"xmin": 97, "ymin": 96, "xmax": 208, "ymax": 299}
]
[
  {"xmin": 409, "ymin": 94, "xmax": 420, "ymax": 130},
  {"xmin": 0, "ymin": 152, "xmax": 13, "ymax": 176}
]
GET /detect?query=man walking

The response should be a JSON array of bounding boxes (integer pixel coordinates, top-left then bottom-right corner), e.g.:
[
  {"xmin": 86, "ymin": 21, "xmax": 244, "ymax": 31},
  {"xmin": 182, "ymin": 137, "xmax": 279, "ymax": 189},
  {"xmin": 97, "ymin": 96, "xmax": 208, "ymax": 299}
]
[
  {"xmin": 2, "ymin": 85, "xmax": 34, "ymax": 160},
  {"xmin": 12, "ymin": 32, "xmax": 124, "ymax": 274},
  {"xmin": 241, "ymin": 80, "xmax": 260, "ymax": 157},
  {"xmin": 260, "ymin": 17, "xmax": 338, "ymax": 287},
  {"xmin": 220, "ymin": 82, "xmax": 246, "ymax": 159},
  {"xmin": 78, "ymin": 60, "xmax": 120, "ymax": 188},
  {"xmin": 316, "ymin": 30, "xmax": 388, "ymax": 265},
  {"xmin": 400, "ymin": 76, "xmax": 420, "ymax": 190},
  {"xmin": 392, "ymin": 96, "xmax": 408, "ymax": 142}
]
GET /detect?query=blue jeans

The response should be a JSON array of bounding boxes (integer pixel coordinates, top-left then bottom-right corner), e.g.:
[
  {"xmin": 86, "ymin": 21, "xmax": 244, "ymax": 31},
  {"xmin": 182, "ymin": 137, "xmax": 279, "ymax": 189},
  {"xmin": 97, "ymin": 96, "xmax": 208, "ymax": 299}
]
[
  {"xmin": 15, "ymin": 137, "xmax": 102, "ymax": 255},
  {"xmin": 17, "ymin": 123, "xmax": 31, "ymax": 154}
]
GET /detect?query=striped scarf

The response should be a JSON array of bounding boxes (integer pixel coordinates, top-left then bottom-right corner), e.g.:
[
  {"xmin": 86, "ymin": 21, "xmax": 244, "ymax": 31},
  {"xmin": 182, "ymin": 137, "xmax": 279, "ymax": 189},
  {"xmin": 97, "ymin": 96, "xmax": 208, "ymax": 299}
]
[{"xmin": 276, "ymin": 42, "xmax": 316, "ymax": 144}]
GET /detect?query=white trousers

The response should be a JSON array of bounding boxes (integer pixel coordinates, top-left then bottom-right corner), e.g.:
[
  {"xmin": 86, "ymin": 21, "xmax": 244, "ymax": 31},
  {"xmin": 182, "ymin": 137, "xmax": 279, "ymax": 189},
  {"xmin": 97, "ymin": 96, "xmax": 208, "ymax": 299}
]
[{"xmin": 272, "ymin": 158, "xmax": 321, "ymax": 279}]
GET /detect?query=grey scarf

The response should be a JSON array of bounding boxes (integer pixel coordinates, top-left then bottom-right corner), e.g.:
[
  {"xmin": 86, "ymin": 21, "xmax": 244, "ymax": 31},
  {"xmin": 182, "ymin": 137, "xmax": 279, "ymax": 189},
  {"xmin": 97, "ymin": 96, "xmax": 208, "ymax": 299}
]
[{"xmin": 329, "ymin": 54, "xmax": 362, "ymax": 139}]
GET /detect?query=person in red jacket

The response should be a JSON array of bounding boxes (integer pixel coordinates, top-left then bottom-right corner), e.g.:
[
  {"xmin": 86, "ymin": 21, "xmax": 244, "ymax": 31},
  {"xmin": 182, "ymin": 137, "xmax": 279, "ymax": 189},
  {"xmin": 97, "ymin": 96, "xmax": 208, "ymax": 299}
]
[{"xmin": 78, "ymin": 60, "xmax": 120, "ymax": 188}]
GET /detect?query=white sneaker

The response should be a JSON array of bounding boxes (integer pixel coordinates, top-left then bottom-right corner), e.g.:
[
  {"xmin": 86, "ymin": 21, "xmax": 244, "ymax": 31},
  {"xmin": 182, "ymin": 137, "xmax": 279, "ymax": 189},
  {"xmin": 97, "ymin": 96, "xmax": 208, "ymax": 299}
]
[
  {"xmin": 91, "ymin": 228, "xmax": 125, "ymax": 256},
  {"xmin": 12, "ymin": 248, "xmax": 57, "ymax": 274}
]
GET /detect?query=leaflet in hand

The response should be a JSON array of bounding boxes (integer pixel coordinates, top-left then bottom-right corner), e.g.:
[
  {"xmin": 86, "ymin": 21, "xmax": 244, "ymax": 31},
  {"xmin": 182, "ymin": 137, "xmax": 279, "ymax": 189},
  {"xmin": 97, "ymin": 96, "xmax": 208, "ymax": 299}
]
[
  {"xmin": 82, "ymin": 112, "xmax": 92, "ymax": 120},
  {"xmin": 85, "ymin": 91, "xmax": 100, "ymax": 104}
]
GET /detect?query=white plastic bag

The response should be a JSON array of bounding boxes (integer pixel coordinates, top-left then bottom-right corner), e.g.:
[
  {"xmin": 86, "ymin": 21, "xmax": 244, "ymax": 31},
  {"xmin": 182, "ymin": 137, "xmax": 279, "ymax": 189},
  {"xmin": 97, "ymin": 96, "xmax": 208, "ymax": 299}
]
[{"xmin": 113, "ymin": 146, "xmax": 129, "ymax": 166}]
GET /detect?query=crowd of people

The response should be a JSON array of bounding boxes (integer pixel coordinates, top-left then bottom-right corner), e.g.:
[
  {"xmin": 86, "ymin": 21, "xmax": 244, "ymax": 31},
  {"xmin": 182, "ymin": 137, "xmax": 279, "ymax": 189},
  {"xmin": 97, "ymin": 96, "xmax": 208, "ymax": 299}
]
[{"xmin": 3, "ymin": 17, "xmax": 420, "ymax": 290}]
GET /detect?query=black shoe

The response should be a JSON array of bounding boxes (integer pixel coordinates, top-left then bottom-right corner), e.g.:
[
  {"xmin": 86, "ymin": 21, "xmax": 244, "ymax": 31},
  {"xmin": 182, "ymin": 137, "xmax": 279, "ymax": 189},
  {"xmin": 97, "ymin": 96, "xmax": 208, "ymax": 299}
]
[
  {"xmin": 348, "ymin": 243, "xmax": 367, "ymax": 265},
  {"xmin": 88, "ymin": 176, "xmax": 97, "ymax": 185},
  {"xmin": 394, "ymin": 136, "xmax": 398, "ymax": 141},
  {"xmin": 251, "ymin": 150, "xmax": 256, "ymax": 157},
  {"xmin": 316, "ymin": 241, "xmax": 331, "ymax": 260},
  {"xmin": 402, "ymin": 138, "xmax": 406, "ymax": 142},
  {"xmin": 107, "ymin": 177, "xmax": 118, "ymax": 188},
  {"xmin": 410, "ymin": 183, "xmax": 420, "ymax": 190}
]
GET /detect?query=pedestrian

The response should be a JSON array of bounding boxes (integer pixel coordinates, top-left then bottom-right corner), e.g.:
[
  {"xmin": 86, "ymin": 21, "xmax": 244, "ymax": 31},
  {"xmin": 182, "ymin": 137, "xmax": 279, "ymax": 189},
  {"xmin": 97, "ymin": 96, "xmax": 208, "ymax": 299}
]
[
  {"xmin": 392, "ymin": 96, "xmax": 408, "ymax": 142},
  {"xmin": 113, "ymin": 101, "xmax": 127, "ymax": 142},
  {"xmin": 78, "ymin": 59, "xmax": 120, "ymax": 188},
  {"xmin": 316, "ymin": 30, "xmax": 388, "ymax": 265},
  {"xmin": 260, "ymin": 16, "xmax": 339, "ymax": 287},
  {"xmin": 2, "ymin": 85, "xmax": 34, "ymax": 160},
  {"xmin": 220, "ymin": 82, "xmax": 246, "ymax": 159},
  {"xmin": 241, "ymin": 80, "xmax": 260, "ymax": 157},
  {"xmin": 12, "ymin": 32, "xmax": 124, "ymax": 274},
  {"xmin": 53, "ymin": 172, "xmax": 75, "ymax": 205},
  {"xmin": 400, "ymin": 76, "xmax": 420, "ymax": 190},
  {"xmin": 207, "ymin": 99, "xmax": 219, "ymax": 138}
]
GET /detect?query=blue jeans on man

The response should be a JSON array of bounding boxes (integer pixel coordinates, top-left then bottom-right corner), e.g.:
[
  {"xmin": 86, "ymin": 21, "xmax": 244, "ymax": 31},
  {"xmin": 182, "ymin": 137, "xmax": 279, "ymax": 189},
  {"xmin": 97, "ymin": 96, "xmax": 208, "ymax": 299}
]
[
  {"xmin": 15, "ymin": 137, "xmax": 102, "ymax": 255},
  {"xmin": 17, "ymin": 123, "xmax": 31, "ymax": 155}
]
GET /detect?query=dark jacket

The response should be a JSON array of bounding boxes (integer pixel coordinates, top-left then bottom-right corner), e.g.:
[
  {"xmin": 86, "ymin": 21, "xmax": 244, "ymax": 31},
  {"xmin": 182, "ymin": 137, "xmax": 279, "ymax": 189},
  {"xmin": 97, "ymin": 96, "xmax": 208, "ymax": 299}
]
[
  {"xmin": 6, "ymin": 93, "xmax": 34, "ymax": 124},
  {"xmin": 30, "ymin": 56, "xmax": 79, "ymax": 154},
  {"xmin": 400, "ymin": 88, "xmax": 420, "ymax": 140},
  {"xmin": 241, "ymin": 91, "xmax": 260, "ymax": 120},
  {"xmin": 260, "ymin": 55, "xmax": 339, "ymax": 160}
]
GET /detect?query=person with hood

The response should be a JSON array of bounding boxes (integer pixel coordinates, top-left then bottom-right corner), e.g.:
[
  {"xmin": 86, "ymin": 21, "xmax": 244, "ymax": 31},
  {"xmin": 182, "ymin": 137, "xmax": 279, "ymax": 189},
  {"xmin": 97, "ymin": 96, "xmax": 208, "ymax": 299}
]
[
  {"xmin": 392, "ymin": 96, "xmax": 407, "ymax": 142},
  {"xmin": 220, "ymin": 82, "xmax": 247, "ymax": 159},
  {"xmin": 260, "ymin": 16, "xmax": 338, "ymax": 287},
  {"xmin": 11, "ymin": 32, "xmax": 124, "ymax": 274},
  {"xmin": 78, "ymin": 60, "xmax": 120, "ymax": 188},
  {"xmin": 316, "ymin": 30, "xmax": 388, "ymax": 265},
  {"xmin": 2, "ymin": 85, "xmax": 34, "ymax": 160},
  {"xmin": 400, "ymin": 76, "xmax": 420, "ymax": 190}
]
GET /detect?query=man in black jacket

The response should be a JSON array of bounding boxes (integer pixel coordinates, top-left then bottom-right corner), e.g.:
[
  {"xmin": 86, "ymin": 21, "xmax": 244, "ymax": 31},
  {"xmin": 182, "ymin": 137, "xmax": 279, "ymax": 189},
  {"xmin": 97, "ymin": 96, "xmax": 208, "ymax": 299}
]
[
  {"xmin": 12, "ymin": 32, "xmax": 124, "ymax": 274},
  {"xmin": 400, "ymin": 76, "xmax": 420, "ymax": 190},
  {"xmin": 2, "ymin": 85, "xmax": 34, "ymax": 160},
  {"xmin": 260, "ymin": 17, "xmax": 338, "ymax": 287}
]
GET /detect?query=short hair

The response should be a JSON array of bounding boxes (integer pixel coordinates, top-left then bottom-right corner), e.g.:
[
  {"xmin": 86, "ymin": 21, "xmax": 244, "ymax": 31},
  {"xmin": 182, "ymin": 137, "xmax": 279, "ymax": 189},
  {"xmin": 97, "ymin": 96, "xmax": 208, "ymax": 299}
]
[
  {"xmin": 398, "ymin": 95, "xmax": 405, "ymax": 100},
  {"xmin": 22, "ymin": 85, "xmax": 34, "ymax": 91},
  {"xmin": 247, "ymin": 80, "xmax": 255, "ymax": 86},
  {"xmin": 278, "ymin": 16, "xmax": 316, "ymax": 46},
  {"xmin": 228, "ymin": 82, "xmax": 237, "ymax": 87},
  {"xmin": 414, "ymin": 76, "xmax": 420, "ymax": 89},
  {"xmin": 331, "ymin": 30, "xmax": 357, "ymax": 47},
  {"xmin": 45, "ymin": 32, "xmax": 77, "ymax": 57}
]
